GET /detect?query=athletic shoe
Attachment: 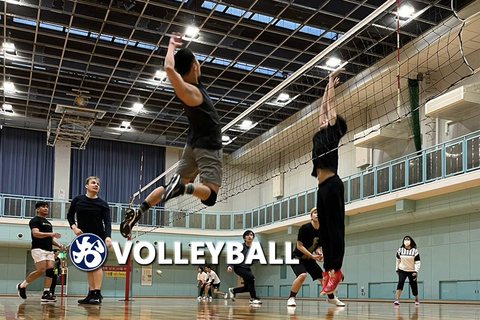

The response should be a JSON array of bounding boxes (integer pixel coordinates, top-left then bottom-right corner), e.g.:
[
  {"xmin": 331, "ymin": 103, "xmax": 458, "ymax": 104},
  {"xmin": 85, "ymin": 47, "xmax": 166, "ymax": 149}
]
[
  {"xmin": 287, "ymin": 297, "xmax": 296, "ymax": 306},
  {"xmin": 208, "ymin": 296, "xmax": 213, "ymax": 302},
  {"xmin": 197, "ymin": 296, "xmax": 202, "ymax": 301},
  {"xmin": 161, "ymin": 174, "xmax": 184, "ymax": 202},
  {"xmin": 17, "ymin": 284, "xmax": 27, "ymax": 299},
  {"xmin": 120, "ymin": 208, "xmax": 142, "ymax": 238},
  {"xmin": 415, "ymin": 300, "xmax": 420, "ymax": 305},
  {"xmin": 88, "ymin": 292, "xmax": 101, "ymax": 305},
  {"xmin": 327, "ymin": 296, "xmax": 345, "ymax": 307},
  {"xmin": 249, "ymin": 299, "xmax": 262, "ymax": 304},
  {"xmin": 78, "ymin": 292, "xmax": 92, "ymax": 304},
  {"xmin": 228, "ymin": 287, "xmax": 235, "ymax": 301},
  {"xmin": 224, "ymin": 293, "xmax": 228, "ymax": 299},
  {"xmin": 41, "ymin": 293, "xmax": 56, "ymax": 302},
  {"xmin": 321, "ymin": 269, "xmax": 343, "ymax": 295},
  {"xmin": 394, "ymin": 300, "xmax": 400, "ymax": 305}
]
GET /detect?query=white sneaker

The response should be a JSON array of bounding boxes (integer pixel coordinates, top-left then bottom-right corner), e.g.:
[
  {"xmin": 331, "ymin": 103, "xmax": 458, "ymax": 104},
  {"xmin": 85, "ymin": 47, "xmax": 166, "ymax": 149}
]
[
  {"xmin": 197, "ymin": 296, "xmax": 202, "ymax": 301},
  {"xmin": 250, "ymin": 299, "xmax": 262, "ymax": 304},
  {"xmin": 327, "ymin": 297, "xmax": 345, "ymax": 307},
  {"xmin": 287, "ymin": 297, "xmax": 296, "ymax": 306},
  {"xmin": 224, "ymin": 293, "xmax": 228, "ymax": 300},
  {"xmin": 228, "ymin": 288, "xmax": 235, "ymax": 301},
  {"xmin": 208, "ymin": 296, "xmax": 213, "ymax": 302},
  {"xmin": 202, "ymin": 296, "xmax": 206, "ymax": 301}
]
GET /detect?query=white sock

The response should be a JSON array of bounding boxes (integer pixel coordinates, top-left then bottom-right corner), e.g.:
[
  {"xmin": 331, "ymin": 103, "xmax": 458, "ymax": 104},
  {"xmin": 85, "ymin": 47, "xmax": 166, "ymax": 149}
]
[{"xmin": 20, "ymin": 281, "xmax": 28, "ymax": 288}]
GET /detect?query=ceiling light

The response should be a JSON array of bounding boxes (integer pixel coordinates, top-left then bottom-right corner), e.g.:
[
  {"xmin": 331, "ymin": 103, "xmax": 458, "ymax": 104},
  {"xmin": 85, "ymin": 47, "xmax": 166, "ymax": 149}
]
[
  {"xmin": 120, "ymin": 121, "xmax": 131, "ymax": 130},
  {"xmin": 239, "ymin": 119, "xmax": 257, "ymax": 131},
  {"xmin": 2, "ymin": 103, "xmax": 13, "ymax": 113},
  {"xmin": 3, "ymin": 81, "xmax": 15, "ymax": 92},
  {"xmin": 185, "ymin": 26, "xmax": 199, "ymax": 38},
  {"xmin": 277, "ymin": 93, "xmax": 290, "ymax": 102},
  {"xmin": 3, "ymin": 42, "xmax": 16, "ymax": 54},
  {"xmin": 326, "ymin": 57, "xmax": 341, "ymax": 68},
  {"xmin": 154, "ymin": 70, "xmax": 167, "ymax": 81},
  {"xmin": 132, "ymin": 102, "xmax": 143, "ymax": 112},
  {"xmin": 398, "ymin": 5, "xmax": 415, "ymax": 18}
]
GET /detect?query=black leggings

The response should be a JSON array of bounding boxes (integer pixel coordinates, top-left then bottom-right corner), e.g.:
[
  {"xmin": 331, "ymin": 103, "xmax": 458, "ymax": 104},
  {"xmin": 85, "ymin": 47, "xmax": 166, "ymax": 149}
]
[
  {"xmin": 317, "ymin": 175, "xmax": 345, "ymax": 271},
  {"xmin": 397, "ymin": 270, "xmax": 418, "ymax": 296},
  {"xmin": 232, "ymin": 267, "xmax": 259, "ymax": 300}
]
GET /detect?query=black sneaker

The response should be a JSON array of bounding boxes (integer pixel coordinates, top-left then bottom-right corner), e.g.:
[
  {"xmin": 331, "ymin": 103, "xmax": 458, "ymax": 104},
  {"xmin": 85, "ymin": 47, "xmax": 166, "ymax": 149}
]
[
  {"xmin": 17, "ymin": 284, "xmax": 27, "ymax": 299},
  {"xmin": 78, "ymin": 292, "xmax": 92, "ymax": 304},
  {"xmin": 120, "ymin": 208, "xmax": 142, "ymax": 238},
  {"xmin": 161, "ymin": 174, "xmax": 184, "ymax": 202},
  {"xmin": 88, "ymin": 292, "xmax": 102, "ymax": 305},
  {"xmin": 41, "ymin": 293, "xmax": 56, "ymax": 302}
]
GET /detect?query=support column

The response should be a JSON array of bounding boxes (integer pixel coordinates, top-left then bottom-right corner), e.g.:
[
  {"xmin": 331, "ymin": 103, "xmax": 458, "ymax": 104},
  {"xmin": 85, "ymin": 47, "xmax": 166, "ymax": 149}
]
[{"xmin": 53, "ymin": 140, "xmax": 71, "ymax": 200}]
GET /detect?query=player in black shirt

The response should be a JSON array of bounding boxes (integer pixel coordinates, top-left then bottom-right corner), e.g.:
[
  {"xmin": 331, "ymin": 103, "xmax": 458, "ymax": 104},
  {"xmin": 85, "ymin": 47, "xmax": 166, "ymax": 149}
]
[
  {"xmin": 120, "ymin": 32, "xmax": 223, "ymax": 238},
  {"xmin": 227, "ymin": 230, "xmax": 262, "ymax": 304},
  {"xmin": 287, "ymin": 207, "xmax": 345, "ymax": 307},
  {"xmin": 312, "ymin": 68, "xmax": 347, "ymax": 295},
  {"xmin": 226, "ymin": 230, "xmax": 262, "ymax": 304},
  {"xmin": 68, "ymin": 176, "xmax": 112, "ymax": 304},
  {"xmin": 17, "ymin": 202, "xmax": 63, "ymax": 302}
]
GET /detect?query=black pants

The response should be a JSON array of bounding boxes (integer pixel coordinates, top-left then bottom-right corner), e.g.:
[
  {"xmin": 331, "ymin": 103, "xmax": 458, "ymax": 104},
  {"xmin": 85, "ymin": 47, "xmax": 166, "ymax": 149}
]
[
  {"xmin": 317, "ymin": 175, "xmax": 345, "ymax": 271},
  {"xmin": 232, "ymin": 267, "xmax": 259, "ymax": 299},
  {"xmin": 397, "ymin": 270, "xmax": 418, "ymax": 296},
  {"xmin": 198, "ymin": 283, "xmax": 206, "ymax": 297},
  {"xmin": 50, "ymin": 275, "xmax": 58, "ymax": 295}
]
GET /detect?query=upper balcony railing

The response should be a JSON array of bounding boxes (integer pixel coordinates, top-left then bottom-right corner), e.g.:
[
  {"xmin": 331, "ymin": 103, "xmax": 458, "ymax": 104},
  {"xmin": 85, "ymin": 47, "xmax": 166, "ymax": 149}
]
[
  {"xmin": 1, "ymin": 130, "xmax": 480, "ymax": 231},
  {"xmin": 343, "ymin": 130, "xmax": 480, "ymax": 203}
]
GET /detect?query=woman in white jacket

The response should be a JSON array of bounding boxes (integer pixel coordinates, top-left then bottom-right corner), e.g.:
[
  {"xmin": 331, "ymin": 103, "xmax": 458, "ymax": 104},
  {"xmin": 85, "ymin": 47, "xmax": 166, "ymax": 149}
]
[{"xmin": 394, "ymin": 236, "xmax": 421, "ymax": 305}]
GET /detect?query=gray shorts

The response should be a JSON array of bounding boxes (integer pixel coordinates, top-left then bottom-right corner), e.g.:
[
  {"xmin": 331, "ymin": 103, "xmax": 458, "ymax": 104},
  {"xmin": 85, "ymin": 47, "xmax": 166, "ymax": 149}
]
[{"xmin": 176, "ymin": 145, "xmax": 223, "ymax": 186}]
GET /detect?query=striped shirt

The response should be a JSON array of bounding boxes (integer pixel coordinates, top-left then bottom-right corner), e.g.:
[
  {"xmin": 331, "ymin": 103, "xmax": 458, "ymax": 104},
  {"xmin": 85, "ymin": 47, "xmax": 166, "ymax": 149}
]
[{"xmin": 396, "ymin": 247, "xmax": 421, "ymax": 272}]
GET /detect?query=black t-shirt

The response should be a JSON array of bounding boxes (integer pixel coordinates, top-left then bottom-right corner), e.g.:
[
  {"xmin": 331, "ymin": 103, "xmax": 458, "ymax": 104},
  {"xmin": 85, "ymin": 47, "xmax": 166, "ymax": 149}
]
[
  {"xmin": 227, "ymin": 242, "xmax": 252, "ymax": 269},
  {"xmin": 67, "ymin": 195, "xmax": 111, "ymax": 239},
  {"xmin": 29, "ymin": 216, "xmax": 53, "ymax": 251},
  {"xmin": 311, "ymin": 116, "xmax": 347, "ymax": 177},
  {"xmin": 293, "ymin": 222, "xmax": 322, "ymax": 259},
  {"xmin": 180, "ymin": 83, "xmax": 223, "ymax": 150}
]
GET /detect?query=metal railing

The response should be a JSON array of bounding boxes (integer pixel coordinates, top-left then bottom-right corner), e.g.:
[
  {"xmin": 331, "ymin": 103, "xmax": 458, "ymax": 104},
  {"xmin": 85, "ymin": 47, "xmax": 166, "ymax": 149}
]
[{"xmin": 2, "ymin": 130, "xmax": 480, "ymax": 231}]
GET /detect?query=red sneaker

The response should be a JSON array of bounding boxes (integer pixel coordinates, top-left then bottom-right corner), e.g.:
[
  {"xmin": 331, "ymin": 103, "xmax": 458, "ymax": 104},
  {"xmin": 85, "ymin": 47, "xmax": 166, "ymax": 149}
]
[
  {"xmin": 322, "ymin": 269, "xmax": 343, "ymax": 295},
  {"xmin": 320, "ymin": 271, "xmax": 330, "ymax": 295}
]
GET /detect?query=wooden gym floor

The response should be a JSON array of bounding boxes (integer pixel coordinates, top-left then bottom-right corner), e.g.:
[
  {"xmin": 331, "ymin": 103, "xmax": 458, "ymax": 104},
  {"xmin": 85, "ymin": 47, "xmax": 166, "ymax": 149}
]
[{"xmin": 3, "ymin": 296, "xmax": 480, "ymax": 319}]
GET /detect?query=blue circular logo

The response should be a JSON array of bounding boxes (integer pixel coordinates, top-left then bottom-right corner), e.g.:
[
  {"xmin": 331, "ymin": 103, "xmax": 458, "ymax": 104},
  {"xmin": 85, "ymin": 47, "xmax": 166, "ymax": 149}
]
[{"xmin": 69, "ymin": 233, "xmax": 107, "ymax": 271}]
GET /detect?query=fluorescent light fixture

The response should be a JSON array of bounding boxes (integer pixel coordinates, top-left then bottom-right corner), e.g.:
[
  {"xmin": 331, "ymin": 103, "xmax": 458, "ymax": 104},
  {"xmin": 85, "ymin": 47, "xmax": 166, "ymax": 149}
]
[
  {"xmin": 2, "ymin": 103, "xmax": 12, "ymax": 111},
  {"xmin": 222, "ymin": 135, "xmax": 236, "ymax": 146},
  {"xmin": 185, "ymin": 26, "xmax": 199, "ymax": 38},
  {"xmin": 317, "ymin": 61, "xmax": 348, "ymax": 72},
  {"xmin": 3, "ymin": 42, "xmax": 16, "ymax": 54},
  {"xmin": 3, "ymin": 81, "xmax": 15, "ymax": 92},
  {"xmin": 398, "ymin": 5, "xmax": 415, "ymax": 18},
  {"xmin": 326, "ymin": 57, "xmax": 341, "ymax": 68},
  {"xmin": 120, "ymin": 121, "xmax": 132, "ymax": 130},
  {"xmin": 132, "ymin": 102, "xmax": 143, "ymax": 112},
  {"xmin": 154, "ymin": 70, "xmax": 167, "ymax": 81},
  {"xmin": 277, "ymin": 93, "xmax": 290, "ymax": 102},
  {"xmin": 239, "ymin": 119, "xmax": 258, "ymax": 131}
]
